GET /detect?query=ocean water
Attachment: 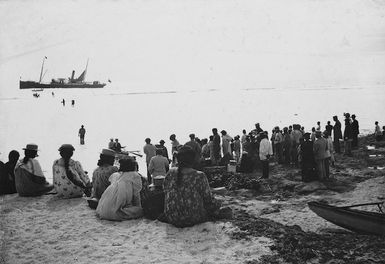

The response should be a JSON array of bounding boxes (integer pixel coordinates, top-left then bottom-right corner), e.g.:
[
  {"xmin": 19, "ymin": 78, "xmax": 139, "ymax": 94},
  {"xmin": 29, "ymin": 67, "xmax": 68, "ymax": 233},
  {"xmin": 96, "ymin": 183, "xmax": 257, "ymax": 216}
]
[{"xmin": 1, "ymin": 0, "xmax": 385, "ymax": 179}]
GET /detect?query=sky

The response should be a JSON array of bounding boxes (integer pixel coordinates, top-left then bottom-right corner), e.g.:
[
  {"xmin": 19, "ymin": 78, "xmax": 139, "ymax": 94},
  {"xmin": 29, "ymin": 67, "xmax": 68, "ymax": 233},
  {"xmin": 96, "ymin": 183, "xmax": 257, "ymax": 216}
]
[{"xmin": 1, "ymin": 0, "xmax": 385, "ymax": 97}]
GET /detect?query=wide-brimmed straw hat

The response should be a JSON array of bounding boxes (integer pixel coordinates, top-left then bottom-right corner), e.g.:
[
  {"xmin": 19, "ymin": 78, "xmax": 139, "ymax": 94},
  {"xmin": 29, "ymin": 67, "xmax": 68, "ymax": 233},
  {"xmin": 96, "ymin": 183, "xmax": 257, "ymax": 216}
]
[
  {"xmin": 58, "ymin": 144, "xmax": 75, "ymax": 151},
  {"xmin": 23, "ymin": 143, "xmax": 39, "ymax": 151},
  {"xmin": 101, "ymin": 148, "xmax": 116, "ymax": 157}
]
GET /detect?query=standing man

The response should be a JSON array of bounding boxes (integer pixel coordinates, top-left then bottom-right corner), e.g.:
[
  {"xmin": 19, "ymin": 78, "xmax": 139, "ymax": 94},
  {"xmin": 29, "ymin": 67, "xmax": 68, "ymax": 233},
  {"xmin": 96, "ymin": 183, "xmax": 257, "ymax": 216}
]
[
  {"xmin": 78, "ymin": 125, "xmax": 86, "ymax": 145},
  {"xmin": 212, "ymin": 128, "xmax": 221, "ymax": 165},
  {"xmin": 185, "ymin": 134, "xmax": 202, "ymax": 168},
  {"xmin": 351, "ymin": 114, "xmax": 359, "ymax": 149},
  {"xmin": 313, "ymin": 130, "xmax": 328, "ymax": 180},
  {"xmin": 143, "ymin": 138, "xmax": 156, "ymax": 183},
  {"xmin": 333, "ymin": 115, "xmax": 342, "ymax": 154},
  {"xmin": 273, "ymin": 127, "xmax": 283, "ymax": 164},
  {"xmin": 169, "ymin": 134, "xmax": 180, "ymax": 154},
  {"xmin": 155, "ymin": 140, "xmax": 169, "ymax": 161},
  {"xmin": 148, "ymin": 149, "xmax": 169, "ymax": 178},
  {"xmin": 259, "ymin": 132, "xmax": 273, "ymax": 179},
  {"xmin": 343, "ymin": 113, "xmax": 353, "ymax": 156}
]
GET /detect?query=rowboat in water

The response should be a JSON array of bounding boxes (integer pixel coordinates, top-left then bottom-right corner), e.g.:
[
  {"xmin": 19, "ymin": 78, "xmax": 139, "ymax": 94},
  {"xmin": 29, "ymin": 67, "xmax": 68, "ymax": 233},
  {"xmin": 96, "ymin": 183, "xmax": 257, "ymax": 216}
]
[{"xmin": 308, "ymin": 201, "xmax": 385, "ymax": 236}]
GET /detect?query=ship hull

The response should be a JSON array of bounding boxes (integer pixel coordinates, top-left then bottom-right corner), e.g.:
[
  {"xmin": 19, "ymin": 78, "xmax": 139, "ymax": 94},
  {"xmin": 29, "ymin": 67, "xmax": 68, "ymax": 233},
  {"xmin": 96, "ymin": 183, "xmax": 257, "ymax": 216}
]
[{"xmin": 20, "ymin": 81, "xmax": 106, "ymax": 89}]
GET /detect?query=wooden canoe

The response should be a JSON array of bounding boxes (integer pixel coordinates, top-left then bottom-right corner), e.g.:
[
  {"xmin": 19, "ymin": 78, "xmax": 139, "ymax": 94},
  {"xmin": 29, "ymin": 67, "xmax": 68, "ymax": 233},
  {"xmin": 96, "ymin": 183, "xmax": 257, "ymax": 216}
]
[{"xmin": 308, "ymin": 201, "xmax": 385, "ymax": 236}]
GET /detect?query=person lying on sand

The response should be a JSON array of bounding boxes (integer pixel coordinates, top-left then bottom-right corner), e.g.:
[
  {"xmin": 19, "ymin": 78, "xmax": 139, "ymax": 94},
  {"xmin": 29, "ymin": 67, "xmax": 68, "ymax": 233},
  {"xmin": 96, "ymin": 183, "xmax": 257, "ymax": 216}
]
[
  {"xmin": 14, "ymin": 144, "xmax": 54, "ymax": 197},
  {"xmin": 52, "ymin": 144, "xmax": 92, "ymax": 198},
  {"xmin": 96, "ymin": 158, "xmax": 143, "ymax": 221},
  {"xmin": 162, "ymin": 145, "xmax": 232, "ymax": 228}
]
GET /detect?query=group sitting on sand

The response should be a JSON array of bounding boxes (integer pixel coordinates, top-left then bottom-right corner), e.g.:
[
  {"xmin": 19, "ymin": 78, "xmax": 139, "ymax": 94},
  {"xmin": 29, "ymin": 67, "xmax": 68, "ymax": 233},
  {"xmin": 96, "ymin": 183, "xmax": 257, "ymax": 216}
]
[{"xmin": 0, "ymin": 113, "xmax": 383, "ymax": 228}]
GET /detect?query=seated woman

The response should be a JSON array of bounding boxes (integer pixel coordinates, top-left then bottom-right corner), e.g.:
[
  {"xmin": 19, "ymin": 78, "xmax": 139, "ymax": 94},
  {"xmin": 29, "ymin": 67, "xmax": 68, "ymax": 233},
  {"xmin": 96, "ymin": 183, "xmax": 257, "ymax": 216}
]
[
  {"xmin": 53, "ymin": 144, "xmax": 91, "ymax": 198},
  {"xmin": 96, "ymin": 158, "xmax": 143, "ymax": 221},
  {"xmin": 91, "ymin": 148, "xmax": 118, "ymax": 199},
  {"xmin": 14, "ymin": 144, "xmax": 54, "ymax": 196},
  {"xmin": 163, "ymin": 145, "xmax": 231, "ymax": 228}
]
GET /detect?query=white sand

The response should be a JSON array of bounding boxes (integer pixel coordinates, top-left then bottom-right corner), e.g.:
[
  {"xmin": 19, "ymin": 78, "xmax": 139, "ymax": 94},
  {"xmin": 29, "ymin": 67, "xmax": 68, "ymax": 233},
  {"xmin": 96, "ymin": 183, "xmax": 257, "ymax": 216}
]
[{"xmin": 0, "ymin": 194, "xmax": 272, "ymax": 264}]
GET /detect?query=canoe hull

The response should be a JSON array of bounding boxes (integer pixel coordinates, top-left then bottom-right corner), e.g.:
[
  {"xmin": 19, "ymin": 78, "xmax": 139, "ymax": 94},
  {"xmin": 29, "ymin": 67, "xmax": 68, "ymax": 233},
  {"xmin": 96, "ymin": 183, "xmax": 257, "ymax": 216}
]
[{"xmin": 308, "ymin": 201, "xmax": 385, "ymax": 236}]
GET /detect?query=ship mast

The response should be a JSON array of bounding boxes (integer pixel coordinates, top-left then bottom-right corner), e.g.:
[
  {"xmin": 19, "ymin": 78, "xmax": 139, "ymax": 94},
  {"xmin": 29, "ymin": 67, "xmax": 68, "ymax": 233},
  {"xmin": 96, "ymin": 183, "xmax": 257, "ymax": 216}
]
[{"xmin": 39, "ymin": 56, "xmax": 47, "ymax": 83}]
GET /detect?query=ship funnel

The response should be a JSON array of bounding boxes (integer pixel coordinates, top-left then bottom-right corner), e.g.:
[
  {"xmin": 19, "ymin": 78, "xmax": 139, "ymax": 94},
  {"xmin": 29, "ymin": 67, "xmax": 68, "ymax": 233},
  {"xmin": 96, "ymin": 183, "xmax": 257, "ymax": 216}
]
[{"xmin": 71, "ymin": 70, "xmax": 75, "ymax": 81}]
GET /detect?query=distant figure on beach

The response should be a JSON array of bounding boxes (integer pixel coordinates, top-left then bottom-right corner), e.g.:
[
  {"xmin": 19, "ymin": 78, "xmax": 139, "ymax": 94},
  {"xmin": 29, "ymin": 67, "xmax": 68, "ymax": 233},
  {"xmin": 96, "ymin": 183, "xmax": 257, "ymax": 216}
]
[
  {"xmin": 343, "ymin": 113, "xmax": 353, "ymax": 156},
  {"xmin": 259, "ymin": 131, "xmax": 273, "ymax": 178},
  {"xmin": 251, "ymin": 123, "xmax": 263, "ymax": 136},
  {"xmin": 71, "ymin": 100, "xmax": 75, "ymax": 107},
  {"xmin": 143, "ymin": 138, "xmax": 156, "ymax": 183},
  {"xmin": 233, "ymin": 135, "xmax": 241, "ymax": 163},
  {"xmin": 316, "ymin": 121, "xmax": 321, "ymax": 131},
  {"xmin": 155, "ymin": 140, "xmax": 169, "ymax": 161},
  {"xmin": 324, "ymin": 130, "xmax": 334, "ymax": 178},
  {"xmin": 282, "ymin": 127, "xmax": 292, "ymax": 165},
  {"xmin": 108, "ymin": 138, "xmax": 114, "ymax": 149},
  {"xmin": 162, "ymin": 145, "xmax": 231, "ymax": 228},
  {"xmin": 375, "ymin": 121, "xmax": 382, "ymax": 141},
  {"xmin": 91, "ymin": 148, "xmax": 118, "ymax": 199},
  {"xmin": 212, "ymin": 128, "xmax": 221, "ymax": 165},
  {"xmin": 313, "ymin": 131, "xmax": 328, "ymax": 180},
  {"xmin": 333, "ymin": 116, "xmax": 342, "ymax": 153},
  {"xmin": 148, "ymin": 148, "xmax": 169, "ymax": 178},
  {"xmin": 113, "ymin": 139, "xmax": 124, "ymax": 152},
  {"xmin": 0, "ymin": 150, "xmax": 20, "ymax": 195},
  {"xmin": 273, "ymin": 127, "xmax": 283, "ymax": 164},
  {"xmin": 241, "ymin": 129, "xmax": 247, "ymax": 148},
  {"xmin": 291, "ymin": 125, "xmax": 302, "ymax": 167},
  {"xmin": 62, "ymin": 99, "xmax": 65, "ymax": 106},
  {"xmin": 351, "ymin": 114, "xmax": 359, "ymax": 149},
  {"xmin": 52, "ymin": 92, "xmax": 55, "ymax": 97},
  {"xmin": 299, "ymin": 133, "xmax": 316, "ymax": 182},
  {"xmin": 52, "ymin": 144, "xmax": 91, "ymax": 198},
  {"xmin": 96, "ymin": 158, "xmax": 143, "ymax": 221},
  {"xmin": 311, "ymin": 127, "xmax": 316, "ymax": 142},
  {"xmin": 169, "ymin": 134, "xmax": 180, "ymax": 154},
  {"xmin": 325, "ymin": 121, "xmax": 333, "ymax": 138},
  {"xmin": 220, "ymin": 130, "xmax": 233, "ymax": 162},
  {"xmin": 78, "ymin": 125, "xmax": 86, "ymax": 145},
  {"xmin": 185, "ymin": 133, "xmax": 202, "ymax": 168},
  {"xmin": 14, "ymin": 144, "xmax": 53, "ymax": 196}
]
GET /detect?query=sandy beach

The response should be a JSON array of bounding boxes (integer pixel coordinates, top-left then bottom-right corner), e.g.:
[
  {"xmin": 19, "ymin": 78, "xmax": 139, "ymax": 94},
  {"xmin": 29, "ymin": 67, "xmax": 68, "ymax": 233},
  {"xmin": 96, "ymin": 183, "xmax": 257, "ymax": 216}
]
[{"xmin": 1, "ymin": 136, "xmax": 384, "ymax": 264}]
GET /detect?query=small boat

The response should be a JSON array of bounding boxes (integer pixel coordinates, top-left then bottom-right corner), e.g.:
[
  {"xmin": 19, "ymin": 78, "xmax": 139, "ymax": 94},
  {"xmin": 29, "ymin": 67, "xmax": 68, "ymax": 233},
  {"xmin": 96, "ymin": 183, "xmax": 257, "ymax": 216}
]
[
  {"xmin": 20, "ymin": 57, "xmax": 106, "ymax": 89},
  {"xmin": 308, "ymin": 201, "xmax": 385, "ymax": 236}
]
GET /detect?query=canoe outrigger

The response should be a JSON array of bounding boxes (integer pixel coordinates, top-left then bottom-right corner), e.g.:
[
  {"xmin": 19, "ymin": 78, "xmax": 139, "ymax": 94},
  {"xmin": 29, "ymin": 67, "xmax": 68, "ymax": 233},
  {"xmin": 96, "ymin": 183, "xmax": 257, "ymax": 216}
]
[{"xmin": 308, "ymin": 201, "xmax": 385, "ymax": 236}]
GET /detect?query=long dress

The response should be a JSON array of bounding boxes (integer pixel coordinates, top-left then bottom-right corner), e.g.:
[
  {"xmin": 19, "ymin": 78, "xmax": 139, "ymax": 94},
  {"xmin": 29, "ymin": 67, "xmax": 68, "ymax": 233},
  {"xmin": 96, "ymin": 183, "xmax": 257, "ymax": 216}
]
[
  {"xmin": 163, "ymin": 167, "xmax": 221, "ymax": 228},
  {"xmin": 52, "ymin": 158, "xmax": 90, "ymax": 198},
  {"xmin": 96, "ymin": 171, "xmax": 143, "ymax": 221},
  {"xmin": 14, "ymin": 158, "xmax": 53, "ymax": 196}
]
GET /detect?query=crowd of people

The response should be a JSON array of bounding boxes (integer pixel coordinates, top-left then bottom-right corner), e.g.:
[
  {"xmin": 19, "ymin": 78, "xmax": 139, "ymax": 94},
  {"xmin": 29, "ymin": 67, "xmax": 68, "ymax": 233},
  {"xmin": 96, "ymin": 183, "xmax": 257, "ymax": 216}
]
[{"xmin": 0, "ymin": 114, "xmax": 384, "ymax": 228}]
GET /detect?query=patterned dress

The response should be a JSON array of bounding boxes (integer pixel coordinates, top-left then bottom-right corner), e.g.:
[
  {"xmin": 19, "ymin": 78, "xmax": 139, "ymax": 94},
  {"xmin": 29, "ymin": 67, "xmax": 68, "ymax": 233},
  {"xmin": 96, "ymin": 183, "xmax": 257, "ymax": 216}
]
[
  {"xmin": 163, "ymin": 167, "xmax": 221, "ymax": 228},
  {"xmin": 52, "ymin": 158, "xmax": 90, "ymax": 198},
  {"xmin": 92, "ymin": 165, "xmax": 119, "ymax": 199}
]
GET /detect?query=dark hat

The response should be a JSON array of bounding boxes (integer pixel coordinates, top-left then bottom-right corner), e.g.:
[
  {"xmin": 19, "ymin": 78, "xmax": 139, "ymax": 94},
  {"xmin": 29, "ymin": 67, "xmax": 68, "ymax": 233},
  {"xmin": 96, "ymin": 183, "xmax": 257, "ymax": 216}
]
[
  {"xmin": 58, "ymin": 144, "xmax": 75, "ymax": 151},
  {"xmin": 101, "ymin": 148, "xmax": 116, "ymax": 157},
  {"xmin": 303, "ymin": 132, "xmax": 311, "ymax": 138},
  {"xmin": 159, "ymin": 139, "xmax": 165, "ymax": 144},
  {"xmin": 23, "ymin": 143, "xmax": 39, "ymax": 151},
  {"xmin": 352, "ymin": 114, "xmax": 356, "ymax": 118}
]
